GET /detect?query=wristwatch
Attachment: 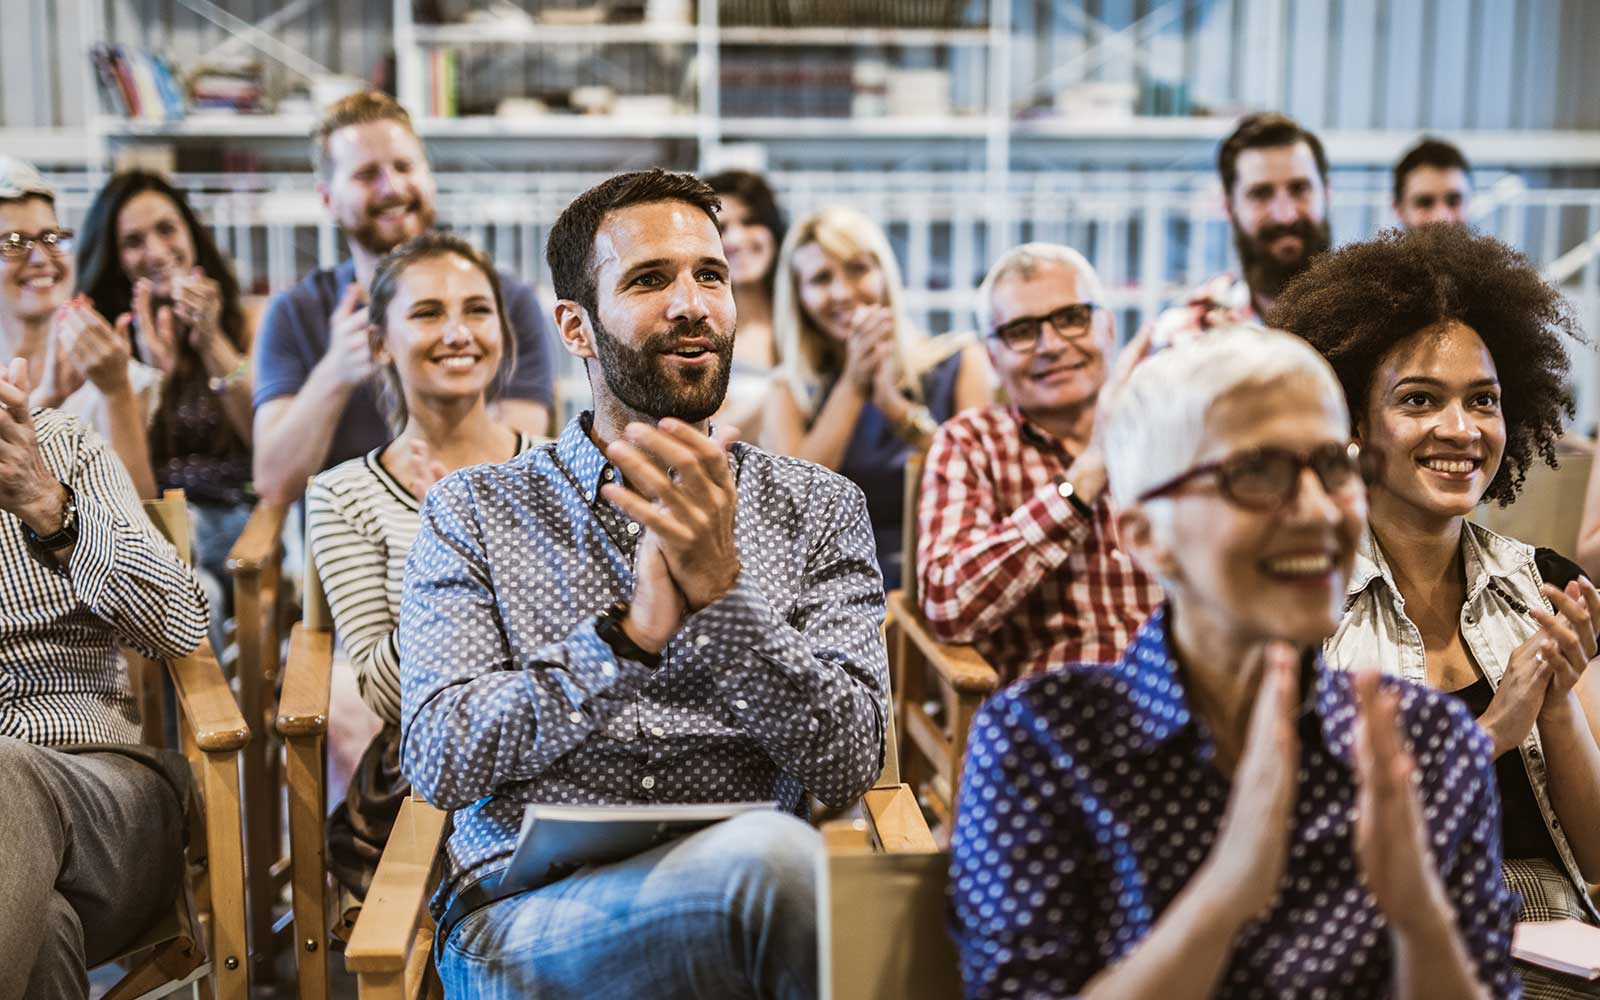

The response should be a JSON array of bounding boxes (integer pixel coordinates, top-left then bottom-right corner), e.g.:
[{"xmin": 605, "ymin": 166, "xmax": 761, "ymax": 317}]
[
  {"xmin": 895, "ymin": 403, "xmax": 940, "ymax": 443},
  {"xmin": 595, "ymin": 600, "xmax": 662, "ymax": 668},
  {"xmin": 1055, "ymin": 479, "xmax": 1095, "ymax": 520},
  {"xmin": 25, "ymin": 483, "xmax": 79, "ymax": 551}
]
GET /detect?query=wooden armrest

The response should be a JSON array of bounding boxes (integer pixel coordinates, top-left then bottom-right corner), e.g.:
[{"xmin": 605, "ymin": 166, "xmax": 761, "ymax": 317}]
[
  {"xmin": 345, "ymin": 796, "xmax": 448, "ymax": 974},
  {"xmin": 863, "ymin": 783, "xmax": 939, "ymax": 854},
  {"xmin": 167, "ymin": 641, "xmax": 250, "ymax": 753},
  {"xmin": 886, "ymin": 592, "xmax": 1000, "ymax": 696},
  {"xmin": 225, "ymin": 501, "xmax": 289, "ymax": 577},
  {"xmin": 275, "ymin": 623, "xmax": 333, "ymax": 738}
]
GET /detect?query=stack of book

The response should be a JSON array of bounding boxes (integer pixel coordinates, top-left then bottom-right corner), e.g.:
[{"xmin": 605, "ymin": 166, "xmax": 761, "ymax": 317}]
[
  {"xmin": 420, "ymin": 48, "xmax": 459, "ymax": 118},
  {"xmin": 91, "ymin": 43, "xmax": 186, "ymax": 121},
  {"xmin": 189, "ymin": 62, "xmax": 268, "ymax": 115}
]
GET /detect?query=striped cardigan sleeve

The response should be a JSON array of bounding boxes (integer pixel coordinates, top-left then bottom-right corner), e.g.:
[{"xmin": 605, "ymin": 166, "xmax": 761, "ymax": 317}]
[{"xmin": 306, "ymin": 476, "xmax": 404, "ymax": 725}]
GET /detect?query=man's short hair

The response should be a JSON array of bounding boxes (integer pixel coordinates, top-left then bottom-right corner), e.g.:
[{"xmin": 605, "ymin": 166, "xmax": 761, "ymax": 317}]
[
  {"xmin": 1392, "ymin": 137, "xmax": 1470, "ymax": 205},
  {"xmin": 1217, "ymin": 112, "xmax": 1330, "ymax": 196},
  {"xmin": 311, "ymin": 91, "xmax": 417, "ymax": 178},
  {"xmin": 972, "ymin": 243, "xmax": 1105, "ymax": 334},
  {"xmin": 545, "ymin": 168, "xmax": 722, "ymax": 320},
  {"xmin": 1101, "ymin": 325, "xmax": 1347, "ymax": 510}
]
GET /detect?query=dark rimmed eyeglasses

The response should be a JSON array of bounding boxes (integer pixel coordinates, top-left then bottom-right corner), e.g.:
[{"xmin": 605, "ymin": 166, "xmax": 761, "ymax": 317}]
[
  {"xmin": 1137, "ymin": 441, "xmax": 1375, "ymax": 512},
  {"xmin": 988, "ymin": 302, "xmax": 1098, "ymax": 354},
  {"xmin": 0, "ymin": 229, "xmax": 75, "ymax": 259}
]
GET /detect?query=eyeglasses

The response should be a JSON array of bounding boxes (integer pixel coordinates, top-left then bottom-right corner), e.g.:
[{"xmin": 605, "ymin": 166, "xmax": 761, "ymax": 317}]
[
  {"xmin": 0, "ymin": 229, "xmax": 75, "ymax": 259},
  {"xmin": 1137, "ymin": 441, "xmax": 1373, "ymax": 512},
  {"xmin": 989, "ymin": 302, "xmax": 1097, "ymax": 353}
]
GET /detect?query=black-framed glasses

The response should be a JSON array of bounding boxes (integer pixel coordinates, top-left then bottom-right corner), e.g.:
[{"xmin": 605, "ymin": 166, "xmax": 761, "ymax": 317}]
[
  {"xmin": 1137, "ymin": 441, "xmax": 1374, "ymax": 512},
  {"xmin": 0, "ymin": 229, "xmax": 75, "ymax": 259},
  {"xmin": 988, "ymin": 302, "xmax": 1098, "ymax": 353}
]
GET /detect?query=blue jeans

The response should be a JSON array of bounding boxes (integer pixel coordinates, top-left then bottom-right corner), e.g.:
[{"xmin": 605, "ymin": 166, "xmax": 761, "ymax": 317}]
[
  {"xmin": 437, "ymin": 810, "xmax": 820, "ymax": 1000},
  {"xmin": 188, "ymin": 499, "xmax": 253, "ymax": 657}
]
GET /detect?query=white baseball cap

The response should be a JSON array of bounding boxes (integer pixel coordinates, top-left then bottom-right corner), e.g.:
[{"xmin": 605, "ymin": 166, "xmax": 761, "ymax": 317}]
[{"xmin": 0, "ymin": 156, "xmax": 55, "ymax": 202}]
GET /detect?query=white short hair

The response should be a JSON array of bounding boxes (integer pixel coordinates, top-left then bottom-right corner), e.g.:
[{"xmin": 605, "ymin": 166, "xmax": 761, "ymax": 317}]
[
  {"xmin": 973, "ymin": 242, "xmax": 1106, "ymax": 334},
  {"xmin": 1102, "ymin": 325, "xmax": 1349, "ymax": 508}
]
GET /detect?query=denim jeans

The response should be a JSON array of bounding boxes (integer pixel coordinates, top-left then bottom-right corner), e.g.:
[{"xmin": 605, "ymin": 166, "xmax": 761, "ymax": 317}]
[
  {"xmin": 188, "ymin": 499, "xmax": 254, "ymax": 657},
  {"xmin": 437, "ymin": 810, "xmax": 820, "ymax": 1000}
]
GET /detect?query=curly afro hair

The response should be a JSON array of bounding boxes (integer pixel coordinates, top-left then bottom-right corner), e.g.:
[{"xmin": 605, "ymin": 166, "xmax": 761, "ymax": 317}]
[{"xmin": 1267, "ymin": 225, "xmax": 1581, "ymax": 506}]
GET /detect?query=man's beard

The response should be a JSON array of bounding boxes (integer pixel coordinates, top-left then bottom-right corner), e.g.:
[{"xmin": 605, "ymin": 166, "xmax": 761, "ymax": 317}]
[
  {"xmin": 348, "ymin": 199, "xmax": 436, "ymax": 257},
  {"xmin": 1234, "ymin": 216, "xmax": 1331, "ymax": 302},
  {"xmin": 591, "ymin": 315, "xmax": 735, "ymax": 424}
]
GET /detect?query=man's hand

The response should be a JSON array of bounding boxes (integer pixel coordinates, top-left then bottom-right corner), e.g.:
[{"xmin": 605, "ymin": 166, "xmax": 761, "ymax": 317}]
[
  {"xmin": 0, "ymin": 358, "xmax": 68, "ymax": 533},
  {"xmin": 1352, "ymin": 671, "xmax": 1454, "ymax": 937},
  {"xmin": 622, "ymin": 526, "xmax": 688, "ymax": 654},
  {"xmin": 56, "ymin": 297, "xmax": 134, "ymax": 395},
  {"xmin": 324, "ymin": 282, "xmax": 375, "ymax": 388},
  {"xmin": 1072, "ymin": 323, "xmax": 1158, "ymax": 499},
  {"xmin": 1192, "ymin": 643, "xmax": 1301, "ymax": 927},
  {"xmin": 601, "ymin": 418, "xmax": 741, "ymax": 612}
]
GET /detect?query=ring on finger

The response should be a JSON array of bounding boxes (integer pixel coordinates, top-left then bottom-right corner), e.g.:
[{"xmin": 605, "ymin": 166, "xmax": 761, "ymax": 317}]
[{"xmin": 1535, "ymin": 650, "xmax": 1548, "ymax": 667}]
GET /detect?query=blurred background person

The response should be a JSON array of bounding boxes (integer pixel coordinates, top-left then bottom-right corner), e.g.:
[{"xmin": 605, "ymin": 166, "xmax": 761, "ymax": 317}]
[
  {"xmin": 1393, "ymin": 137, "xmax": 1473, "ymax": 229},
  {"xmin": 76, "ymin": 169, "xmax": 257, "ymax": 654},
  {"xmin": 763, "ymin": 205, "xmax": 990, "ymax": 590},
  {"xmin": 706, "ymin": 169, "xmax": 784, "ymax": 439}
]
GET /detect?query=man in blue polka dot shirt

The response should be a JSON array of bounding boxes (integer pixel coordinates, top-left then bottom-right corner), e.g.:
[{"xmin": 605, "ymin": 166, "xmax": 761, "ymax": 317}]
[
  {"xmin": 398, "ymin": 169, "xmax": 889, "ymax": 999},
  {"xmin": 950, "ymin": 327, "xmax": 1522, "ymax": 998}
]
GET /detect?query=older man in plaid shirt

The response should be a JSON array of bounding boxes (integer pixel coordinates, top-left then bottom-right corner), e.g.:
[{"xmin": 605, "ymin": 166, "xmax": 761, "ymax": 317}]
[{"xmin": 917, "ymin": 244, "xmax": 1161, "ymax": 682}]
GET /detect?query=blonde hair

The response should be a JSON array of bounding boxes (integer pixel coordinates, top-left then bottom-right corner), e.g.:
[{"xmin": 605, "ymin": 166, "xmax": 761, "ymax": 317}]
[{"xmin": 773, "ymin": 206, "xmax": 926, "ymax": 414}]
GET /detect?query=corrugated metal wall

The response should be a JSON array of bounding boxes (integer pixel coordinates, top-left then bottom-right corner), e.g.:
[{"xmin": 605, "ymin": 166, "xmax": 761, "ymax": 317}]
[{"xmin": 4, "ymin": 0, "xmax": 1598, "ymax": 131}]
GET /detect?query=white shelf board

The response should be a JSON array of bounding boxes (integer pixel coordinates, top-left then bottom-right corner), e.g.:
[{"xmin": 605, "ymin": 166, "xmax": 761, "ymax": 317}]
[
  {"xmin": 412, "ymin": 22, "xmax": 697, "ymax": 45},
  {"xmin": 96, "ymin": 114, "xmax": 317, "ymax": 138},
  {"xmin": 717, "ymin": 26, "xmax": 991, "ymax": 46},
  {"xmin": 720, "ymin": 116, "xmax": 991, "ymax": 138},
  {"xmin": 415, "ymin": 115, "xmax": 700, "ymax": 139},
  {"xmin": 0, "ymin": 128, "xmax": 99, "ymax": 165}
]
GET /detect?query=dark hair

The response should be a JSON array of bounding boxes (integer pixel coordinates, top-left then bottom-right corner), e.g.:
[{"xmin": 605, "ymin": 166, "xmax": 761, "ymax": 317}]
[
  {"xmin": 312, "ymin": 90, "xmax": 417, "ymax": 179},
  {"xmin": 545, "ymin": 168, "xmax": 721, "ymax": 320},
  {"xmin": 1268, "ymin": 226, "xmax": 1579, "ymax": 506},
  {"xmin": 75, "ymin": 170, "xmax": 250, "ymax": 464},
  {"xmin": 1217, "ymin": 112, "xmax": 1330, "ymax": 196},
  {"xmin": 367, "ymin": 231, "xmax": 516, "ymax": 435},
  {"xmin": 705, "ymin": 169, "xmax": 785, "ymax": 296},
  {"xmin": 1392, "ymin": 137, "xmax": 1471, "ymax": 205}
]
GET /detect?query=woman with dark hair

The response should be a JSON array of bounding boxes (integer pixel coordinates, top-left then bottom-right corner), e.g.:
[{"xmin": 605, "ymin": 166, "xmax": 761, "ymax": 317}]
[
  {"xmin": 1273, "ymin": 225, "xmax": 1600, "ymax": 998},
  {"xmin": 705, "ymin": 170, "xmax": 783, "ymax": 437},
  {"xmin": 306, "ymin": 231, "xmax": 538, "ymax": 895},
  {"xmin": 76, "ymin": 170, "xmax": 257, "ymax": 648}
]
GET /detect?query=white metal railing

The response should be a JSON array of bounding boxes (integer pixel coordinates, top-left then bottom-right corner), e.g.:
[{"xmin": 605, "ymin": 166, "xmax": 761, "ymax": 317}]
[{"xmin": 39, "ymin": 169, "xmax": 1600, "ymax": 433}]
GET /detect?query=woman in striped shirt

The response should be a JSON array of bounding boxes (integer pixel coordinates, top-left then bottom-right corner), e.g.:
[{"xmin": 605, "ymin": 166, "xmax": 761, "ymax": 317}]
[{"xmin": 307, "ymin": 231, "xmax": 541, "ymax": 896}]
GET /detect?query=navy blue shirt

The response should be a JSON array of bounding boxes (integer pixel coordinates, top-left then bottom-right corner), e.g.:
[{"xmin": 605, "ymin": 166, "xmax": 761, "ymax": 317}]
[
  {"xmin": 950, "ymin": 607, "xmax": 1521, "ymax": 999},
  {"xmin": 253, "ymin": 258, "xmax": 557, "ymax": 471}
]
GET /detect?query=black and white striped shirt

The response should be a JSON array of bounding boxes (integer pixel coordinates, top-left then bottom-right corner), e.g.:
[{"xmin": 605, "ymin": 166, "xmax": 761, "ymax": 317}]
[
  {"xmin": 306, "ymin": 434, "xmax": 540, "ymax": 725},
  {"xmin": 1, "ymin": 408, "xmax": 209, "ymax": 746}
]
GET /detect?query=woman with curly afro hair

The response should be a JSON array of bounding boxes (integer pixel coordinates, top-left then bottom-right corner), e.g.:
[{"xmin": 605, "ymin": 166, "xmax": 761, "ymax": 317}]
[{"xmin": 1272, "ymin": 224, "xmax": 1600, "ymax": 996}]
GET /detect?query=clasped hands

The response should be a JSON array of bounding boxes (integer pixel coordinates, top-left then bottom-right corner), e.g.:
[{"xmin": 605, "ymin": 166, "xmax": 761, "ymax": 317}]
[
  {"xmin": 600, "ymin": 418, "xmax": 741, "ymax": 654},
  {"xmin": 1200, "ymin": 646, "xmax": 1463, "ymax": 944},
  {"xmin": 1479, "ymin": 577, "xmax": 1600, "ymax": 757}
]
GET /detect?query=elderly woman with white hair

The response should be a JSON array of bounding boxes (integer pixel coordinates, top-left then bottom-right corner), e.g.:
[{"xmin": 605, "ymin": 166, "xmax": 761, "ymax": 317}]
[
  {"xmin": 760, "ymin": 205, "xmax": 989, "ymax": 590},
  {"xmin": 949, "ymin": 326, "xmax": 1519, "ymax": 999}
]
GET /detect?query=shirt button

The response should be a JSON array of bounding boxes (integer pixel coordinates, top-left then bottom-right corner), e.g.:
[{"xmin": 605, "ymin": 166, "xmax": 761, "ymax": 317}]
[
  {"xmin": 603, "ymin": 468, "xmax": 615, "ymax": 481},
  {"xmin": 568, "ymin": 711, "xmax": 583, "ymax": 723},
  {"xmin": 694, "ymin": 634, "xmax": 712, "ymax": 649},
  {"xmin": 641, "ymin": 775, "xmax": 655, "ymax": 789},
  {"xmin": 734, "ymin": 699, "xmax": 748, "ymax": 710},
  {"xmin": 651, "ymin": 726, "xmax": 665, "ymax": 737},
  {"xmin": 626, "ymin": 522, "xmax": 641, "ymax": 536}
]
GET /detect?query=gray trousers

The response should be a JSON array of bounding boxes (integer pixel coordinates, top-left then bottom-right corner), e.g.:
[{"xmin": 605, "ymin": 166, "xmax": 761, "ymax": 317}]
[{"xmin": 0, "ymin": 736, "xmax": 188, "ymax": 1000}]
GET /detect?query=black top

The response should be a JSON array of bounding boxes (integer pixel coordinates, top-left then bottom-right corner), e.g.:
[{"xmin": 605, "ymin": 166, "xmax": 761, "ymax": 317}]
[{"xmin": 1449, "ymin": 674, "xmax": 1564, "ymax": 868}]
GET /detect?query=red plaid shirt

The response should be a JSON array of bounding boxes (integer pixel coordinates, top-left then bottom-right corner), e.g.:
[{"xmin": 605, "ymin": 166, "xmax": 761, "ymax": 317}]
[{"xmin": 916, "ymin": 405, "xmax": 1163, "ymax": 683}]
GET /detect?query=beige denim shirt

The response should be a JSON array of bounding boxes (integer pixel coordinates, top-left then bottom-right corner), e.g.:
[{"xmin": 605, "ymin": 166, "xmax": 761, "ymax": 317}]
[{"xmin": 1325, "ymin": 520, "xmax": 1598, "ymax": 921}]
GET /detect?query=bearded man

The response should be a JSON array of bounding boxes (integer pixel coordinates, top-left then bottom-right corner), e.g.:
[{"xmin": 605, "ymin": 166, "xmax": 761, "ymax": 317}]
[
  {"xmin": 251, "ymin": 91, "xmax": 557, "ymax": 503},
  {"xmin": 1153, "ymin": 113, "xmax": 1333, "ymax": 345},
  {"xmin": 396, "ymin": 169, "xmax": 888, "ymax": 999}
]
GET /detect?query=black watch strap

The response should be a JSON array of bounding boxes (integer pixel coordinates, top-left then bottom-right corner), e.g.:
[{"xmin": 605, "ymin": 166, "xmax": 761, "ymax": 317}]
[
  {"xmin": 596, "ymin": 601, "xmax": 662, "ymax": 668},
  {"xmin": 1055, "ymin": 479, "xmax": 1095, "ymax": 520},
  {"xmin": 25, "ymin": 483, "xmax": 79, "ymax": 551}
]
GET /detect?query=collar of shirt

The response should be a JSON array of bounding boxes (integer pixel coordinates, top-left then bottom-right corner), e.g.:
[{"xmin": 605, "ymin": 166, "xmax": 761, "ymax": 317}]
[
  {"xmin": 1011, "ymin": 404, "xmax": 1080, "ymax": 463},
  {"xmin": 555, "ymin": 412, "xmax": 617, "ymax": 501},
  {"xmin": 1345, "ymin": 521, "xmax": 1538, "ymax": 611},
  {"xmin": 1115, "ymin": 606, "xmax": 1353, "ymax": 770}
]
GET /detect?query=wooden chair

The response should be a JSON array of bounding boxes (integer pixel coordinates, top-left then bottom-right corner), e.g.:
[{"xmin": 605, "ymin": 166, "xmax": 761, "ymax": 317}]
[
  {"xmin": 1471, "ymin": 440, "xmax": 1593, "ymax": 556},
  {"xmin": 225, "ymin": 499, "xmax": 294, "ymax": 983},
  {"xmin": 94, "ymin": 489, "xmax": 252, "ymax": 1000},
  {"xmin": 885, "ymin": 453, "xmax": 1000, "ymax": 829},
  {"xmin": 343, "ymin": 683, "xmax": 950, "ymax": 1000}
]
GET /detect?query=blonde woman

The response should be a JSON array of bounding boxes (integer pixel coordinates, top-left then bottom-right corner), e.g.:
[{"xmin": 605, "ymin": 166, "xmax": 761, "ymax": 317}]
[{"xmin": 762, "ymin": 206, "xmax": 988, "ymax": 589}]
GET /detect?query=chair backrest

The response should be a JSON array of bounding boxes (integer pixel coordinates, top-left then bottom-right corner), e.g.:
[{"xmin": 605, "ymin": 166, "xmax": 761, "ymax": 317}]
[
  {"xmin": 144, "ymin": 488, "xmax": 192, "ymax": 565},
  {"xmin": 901, "ymin": 453, "xmax": 924, "ymax": 608},
  {"xmin": 1471, "ymin": 448, "xmax": 1593, "ymax": 556}
]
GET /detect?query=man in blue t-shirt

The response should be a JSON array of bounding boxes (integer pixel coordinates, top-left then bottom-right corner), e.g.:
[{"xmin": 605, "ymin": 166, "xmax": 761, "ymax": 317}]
[{"xmin": 252, "ymin": 91, "xmax": 555, "ymax": 503}]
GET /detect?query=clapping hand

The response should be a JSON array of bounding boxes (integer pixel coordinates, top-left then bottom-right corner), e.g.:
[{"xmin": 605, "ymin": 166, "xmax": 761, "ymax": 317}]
[
  {"xmin": 1531, "ymin": 578, "xmax": 1600, "ymax": 721},
  {"xmin": 327, "ymin": 283, "xmax": 375, "ymax": 388},
  {"xmin": 391, "ymin": 438, "xmax": 449, "ymax": 500},
  {"xmin": 131, "ymin": 279, "xmax": 180, "ymax": 375},
  {"xmin": 843, "ymin": 305, "xmax": 895, "ymax": 394},
  {"xmin": 602, "ymin": 419, "xmax": 742, "ymax": 632},
  {"xmin": 55, "ymin": 296, "xmax": 133, "ymax": 394},
  {"xmin": 169, "ymin": 267, "xmax": 224, "ymax": 349},
  {"xmin": 0, "ymin": 358, "xmax": 67, "ymax": 530}
]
